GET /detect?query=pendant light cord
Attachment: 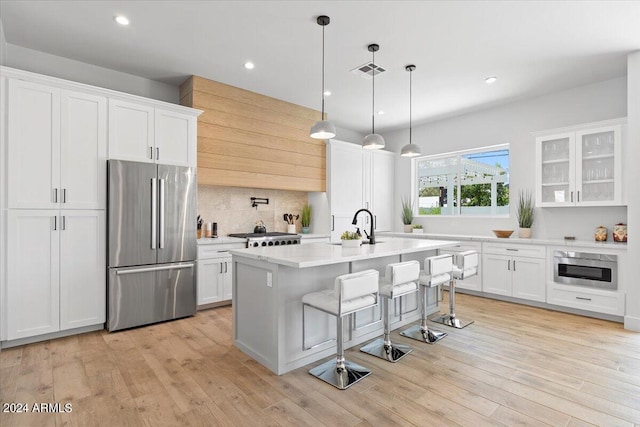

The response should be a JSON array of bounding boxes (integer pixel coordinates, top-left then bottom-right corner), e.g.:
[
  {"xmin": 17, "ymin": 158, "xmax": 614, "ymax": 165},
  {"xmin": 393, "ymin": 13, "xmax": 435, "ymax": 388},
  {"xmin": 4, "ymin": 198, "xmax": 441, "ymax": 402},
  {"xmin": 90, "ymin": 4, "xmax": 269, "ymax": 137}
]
[
  {"xmin": 372, "ymin": 49, "xmax": 376, "ymax": 134},
  {"xmin": 409, "ymin": 68, "xmax": 412, "ymax": 144},
  {"xmin": 321, "ymin": 23, "xmax": 325, "ymax": 120}
]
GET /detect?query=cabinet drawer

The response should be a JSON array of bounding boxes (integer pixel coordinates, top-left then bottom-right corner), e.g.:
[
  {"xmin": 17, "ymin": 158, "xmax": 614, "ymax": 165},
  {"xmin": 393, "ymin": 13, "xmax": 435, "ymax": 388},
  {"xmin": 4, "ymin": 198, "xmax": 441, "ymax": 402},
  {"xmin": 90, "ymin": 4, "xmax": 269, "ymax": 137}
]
[
  {"xmin": 198, "ymin": 244, "xmax": 244, "ymax": 259},
  {"xmin": 441, "ymin": 241, "xmax": 482, "ymax": 253},
  {"xmin": 547, "ymin": 285, "xmax": 624, "ymax": 316},
  {"xmin": 483, "ymin": 243, "xmax": 545, "ymax": 258}
]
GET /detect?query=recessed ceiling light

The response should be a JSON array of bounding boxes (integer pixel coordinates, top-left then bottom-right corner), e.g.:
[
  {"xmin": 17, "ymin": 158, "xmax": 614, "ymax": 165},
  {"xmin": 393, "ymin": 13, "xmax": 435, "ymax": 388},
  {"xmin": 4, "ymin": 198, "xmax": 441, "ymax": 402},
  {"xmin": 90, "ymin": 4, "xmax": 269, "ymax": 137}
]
[
  {"xmin": 323, "ymin": 90, "xmax": 331, "ymax": 96},
  {"xmin": 114, "ymin": 15, "xmax": 130, "ymax": 26},
  {"xmin": 377, "ymin": 110, "xmax": 385, "ymax": 115},
  {"xmin": 485, "ymin": 76, "xmax": 497, "ymax": 84},
  {"xmin": 243, "ymin": 62, "xmax": 255, "ymax": 70}
]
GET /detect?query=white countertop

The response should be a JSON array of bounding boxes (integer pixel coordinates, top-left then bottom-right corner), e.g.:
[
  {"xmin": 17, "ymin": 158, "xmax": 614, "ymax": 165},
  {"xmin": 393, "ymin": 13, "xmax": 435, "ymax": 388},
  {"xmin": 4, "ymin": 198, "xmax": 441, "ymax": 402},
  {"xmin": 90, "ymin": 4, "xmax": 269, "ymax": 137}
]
[
  {"xmin": 381, "ymin": 232, "xmax": 628, "ymax": 250},
  {"xmin": 197, "ymin": 237, "xmax": 246, "ymax": 245},
  {"xmin": 229, "ymin": 237, "xmax": 459, "ymax": 268},
  {"xmin": 299, "ymin": 233, "xmax": 330, "ymax": 239}
]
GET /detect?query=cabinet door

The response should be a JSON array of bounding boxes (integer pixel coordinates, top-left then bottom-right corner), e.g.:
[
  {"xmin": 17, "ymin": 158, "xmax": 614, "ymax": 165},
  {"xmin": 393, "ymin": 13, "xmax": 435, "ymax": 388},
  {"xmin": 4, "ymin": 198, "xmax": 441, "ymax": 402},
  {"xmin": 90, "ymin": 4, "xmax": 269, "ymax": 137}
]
[
  {"xmin": 575, "ymin": 125, "xmax": 622, "ymax": 206},
  {"xmin": 108, "ymin": 99, "xmax": 155, "ymax": 163},
  {"xmin": 7, "ymin": 79, "xmax": 61, "ymax": 209},
  {"xmin": 481, "ymin": 254, "xmax": 512, "ymax": 296},
  {"xmin": 197, "ymin": 258, "xmax": 224, "ymax": 305},
  {"xmin": 154, "ymin": 109, "xmax": 196, "ymax": 167},
  {"xmin": 370, "ymin": 150, "xmax": 395, "ymax": 232},
  {"xmin": 6, "ymin": 210, "xmax": 60, "ymax": 339},
  {"xmin": 59, "ymin": 211, "xmax": 106, "ymax": 330},
  {"xmin": 511, "ymin": 257, "xmax": 545, "ymax": 302},
  {"xmin": 60, "ymin": 91, "xmax": 107, "ymax": 209},
  {"xmin": 328, "ymin": 141, "xmax": 363, "ymax": 242},
  {"xmin": 535, "ymin": 132, "xmax": 575, "ymax": 207},
  {"xmin": 222, "ymin": 258, "xmax": 233, "ymax": 301}
]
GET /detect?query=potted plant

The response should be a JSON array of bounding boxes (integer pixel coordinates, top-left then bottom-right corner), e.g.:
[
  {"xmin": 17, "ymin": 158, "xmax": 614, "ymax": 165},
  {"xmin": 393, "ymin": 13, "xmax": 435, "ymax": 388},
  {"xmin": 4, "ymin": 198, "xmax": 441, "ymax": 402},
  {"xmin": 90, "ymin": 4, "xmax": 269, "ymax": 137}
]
[
  {"xmin": 401, "ymin": 196, "xmax": 414, "ymax": 233},
  {"xmin": 412, "ymin": 224, "xmax": 424, "ymax": 234},
  {"xmin": 516, "ymin": 190, "xmax": 535, "ymax": 238},
  {"xmin": 301, "ymin": 203, "xmax": 312, "ymax": 234},
  {"xmin": 340, "ymin": 230, "xmax": 362, "ymax": 247}
]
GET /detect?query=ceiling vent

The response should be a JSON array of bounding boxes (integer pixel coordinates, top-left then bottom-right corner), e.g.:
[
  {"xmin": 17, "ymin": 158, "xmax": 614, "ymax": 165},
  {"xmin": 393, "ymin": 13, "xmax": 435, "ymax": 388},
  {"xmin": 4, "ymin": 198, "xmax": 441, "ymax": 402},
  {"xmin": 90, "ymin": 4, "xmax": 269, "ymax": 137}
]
[{"xmin": 351, "ymin": 62, "xmax": 386, "ymax": 79}]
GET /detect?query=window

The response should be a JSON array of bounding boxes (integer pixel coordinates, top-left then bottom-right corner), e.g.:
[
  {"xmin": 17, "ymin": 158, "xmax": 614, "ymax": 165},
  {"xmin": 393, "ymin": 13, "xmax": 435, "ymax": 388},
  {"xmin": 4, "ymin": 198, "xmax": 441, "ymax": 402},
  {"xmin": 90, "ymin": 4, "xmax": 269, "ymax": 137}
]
[{"xmin": 415, "ymin": 145, "xmax": 509, "ymax": 216}]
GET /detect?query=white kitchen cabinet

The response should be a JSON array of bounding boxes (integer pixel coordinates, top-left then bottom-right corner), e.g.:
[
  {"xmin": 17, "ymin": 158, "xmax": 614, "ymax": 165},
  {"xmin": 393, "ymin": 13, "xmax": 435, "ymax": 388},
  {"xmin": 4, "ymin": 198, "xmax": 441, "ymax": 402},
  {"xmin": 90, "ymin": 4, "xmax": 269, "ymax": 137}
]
[
  {"xmin": 535, "ymin": 119, "xmax": 624, "ymax": 207},
  {"xmin": 364, "ymin": 149, "xmax": 395, "ymax": 232},
  {"xmin": 196, "ymin": 242, "xmax": 245, "ymax": 307},
  {"xmin": 328, "ymin": 140, "xmax": 364, "ymax": 242},
  {"xmin": 482, "ymin": 243, "xmax": 546, "ymax": 302},
  {"xmin": 440, "ymin": 241, "xmax": 482, "ymax": 291},
  {"xmin": 7, "ymin": 79, "xmax": 107, "ymax": 209},
  {"xmin": 109, "ymin": 99, "xmax": 197, "ymax": 167},
  {"xmin": 5, "ymin": 210, "xmax": 106, "ymax": 340}
]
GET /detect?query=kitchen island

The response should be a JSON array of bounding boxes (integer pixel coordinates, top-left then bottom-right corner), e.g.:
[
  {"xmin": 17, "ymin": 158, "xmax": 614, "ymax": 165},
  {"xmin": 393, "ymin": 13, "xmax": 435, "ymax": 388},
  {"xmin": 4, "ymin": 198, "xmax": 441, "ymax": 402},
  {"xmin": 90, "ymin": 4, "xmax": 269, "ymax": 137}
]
[{"xmin": 229, "ymin": 237, "xmax": 458, "ymax": 375}]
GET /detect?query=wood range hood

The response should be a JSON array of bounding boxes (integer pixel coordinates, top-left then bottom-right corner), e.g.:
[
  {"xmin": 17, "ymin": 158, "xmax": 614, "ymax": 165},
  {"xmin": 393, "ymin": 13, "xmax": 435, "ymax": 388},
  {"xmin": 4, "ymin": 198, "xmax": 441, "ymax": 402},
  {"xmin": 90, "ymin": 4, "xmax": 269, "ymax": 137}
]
[{"xmin": 180, "ymin": 75, "xmax": 326, "ymax": 192}]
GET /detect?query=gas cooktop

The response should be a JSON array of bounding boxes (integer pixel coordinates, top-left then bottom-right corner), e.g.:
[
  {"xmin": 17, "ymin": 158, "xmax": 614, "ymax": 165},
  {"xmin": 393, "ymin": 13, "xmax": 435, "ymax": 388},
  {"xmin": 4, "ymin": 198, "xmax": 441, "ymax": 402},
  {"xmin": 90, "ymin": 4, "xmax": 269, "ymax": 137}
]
[
  {"xmin": 229, "ymin": 232, "xmax": 298, "ymax": 238},
  {"xmin": 228, "ymin": 232, "xmax": 301, "ymax": 247}
]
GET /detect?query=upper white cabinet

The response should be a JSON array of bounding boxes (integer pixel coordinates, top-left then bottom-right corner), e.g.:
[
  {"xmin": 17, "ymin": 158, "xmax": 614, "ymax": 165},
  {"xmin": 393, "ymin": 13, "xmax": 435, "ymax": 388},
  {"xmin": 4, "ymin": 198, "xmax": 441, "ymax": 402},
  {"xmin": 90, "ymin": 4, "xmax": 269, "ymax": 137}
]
[
  {"xmin": 109, "ymin": 99, "xmax": 197, "ymax": 167},
  {"xmin": 328, "ymin": 140, "xmax": 364, "ymax": 242},
  {"xmin": 364, "ymin": 149, "xmax": 395, "ymax": 232},
  {"xmin": 7, "ymin": 79, "xmax": 107, "ymax": 209},
  {"xmin": 535, "ymin": 119, "xmax": 624, "ymax": 207}
]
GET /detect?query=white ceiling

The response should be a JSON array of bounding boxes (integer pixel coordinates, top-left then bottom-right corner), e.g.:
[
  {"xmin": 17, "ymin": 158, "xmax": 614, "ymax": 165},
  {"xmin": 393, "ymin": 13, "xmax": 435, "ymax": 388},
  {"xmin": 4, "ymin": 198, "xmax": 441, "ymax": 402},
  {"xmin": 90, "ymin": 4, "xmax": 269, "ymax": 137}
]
[{"xmin": 2, "ymin": 1, "xmax": 639, "ymax": 134}]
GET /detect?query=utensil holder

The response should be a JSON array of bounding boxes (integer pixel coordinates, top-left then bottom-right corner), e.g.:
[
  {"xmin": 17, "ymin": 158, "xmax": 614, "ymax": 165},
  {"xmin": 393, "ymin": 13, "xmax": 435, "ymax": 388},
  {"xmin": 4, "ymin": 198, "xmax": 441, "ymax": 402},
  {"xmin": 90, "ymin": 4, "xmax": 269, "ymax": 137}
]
[{"xmin": 287, "ymin": 224, "xmax": 296, "ymax": 234}]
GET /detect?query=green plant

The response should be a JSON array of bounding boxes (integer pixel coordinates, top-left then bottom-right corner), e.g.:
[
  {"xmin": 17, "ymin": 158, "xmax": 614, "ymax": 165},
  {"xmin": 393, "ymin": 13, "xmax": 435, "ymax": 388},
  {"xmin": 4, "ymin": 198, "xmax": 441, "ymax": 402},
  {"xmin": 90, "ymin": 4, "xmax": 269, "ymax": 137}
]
[
  {"xmin": 401, "ymin": 196, "xmax": 414, "ymax": 225},
  {"xmin": 340, "ymin": 230, "xmax": 362, "ymax": 240},
  {"xmin": 301, "ymin": 203, "xmax": 312, "ymax": 227},
  {"xmin": 412, "ymin": 224, "xmax": 423, "ymax": 229},
  {"xmin": 516, "ymin": 190, "xmax": 535, "ymax": 228}
]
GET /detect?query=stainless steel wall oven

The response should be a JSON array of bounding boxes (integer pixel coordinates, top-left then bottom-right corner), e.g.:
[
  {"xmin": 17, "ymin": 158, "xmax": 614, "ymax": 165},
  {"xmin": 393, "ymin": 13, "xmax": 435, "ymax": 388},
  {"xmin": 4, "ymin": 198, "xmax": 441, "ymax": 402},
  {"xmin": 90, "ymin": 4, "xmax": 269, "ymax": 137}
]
[{"xmin": 553, "ymin": 251, "xmax": 617, "ymax": 290}]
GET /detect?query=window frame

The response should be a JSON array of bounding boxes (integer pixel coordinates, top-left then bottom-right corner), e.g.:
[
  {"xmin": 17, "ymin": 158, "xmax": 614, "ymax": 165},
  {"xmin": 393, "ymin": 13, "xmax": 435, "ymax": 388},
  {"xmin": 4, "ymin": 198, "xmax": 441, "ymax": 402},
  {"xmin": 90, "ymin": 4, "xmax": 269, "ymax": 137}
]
[{"xmin": 412, "ymin": 143, "xmax": 510, "ymax": 218}]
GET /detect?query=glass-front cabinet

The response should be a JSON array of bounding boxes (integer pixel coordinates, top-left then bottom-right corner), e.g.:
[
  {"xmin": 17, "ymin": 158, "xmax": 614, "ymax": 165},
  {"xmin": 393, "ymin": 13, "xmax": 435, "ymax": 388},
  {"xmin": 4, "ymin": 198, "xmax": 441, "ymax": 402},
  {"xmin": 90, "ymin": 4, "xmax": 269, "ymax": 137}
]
[{"xmin": 535, "ymin": 121, "xmax": 623, "ymax": 207}]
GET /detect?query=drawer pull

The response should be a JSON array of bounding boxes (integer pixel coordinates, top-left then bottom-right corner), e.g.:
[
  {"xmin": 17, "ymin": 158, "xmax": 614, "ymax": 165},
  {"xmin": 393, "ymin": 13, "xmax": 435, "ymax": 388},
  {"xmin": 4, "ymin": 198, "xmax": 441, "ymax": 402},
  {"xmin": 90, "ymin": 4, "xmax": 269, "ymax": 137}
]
[
  {"xmin": 576, "ymin": 296, "xmax": 592, "ymax": 301},
  {"xmin": 506, "ymin": 248, "xmax": 518, "ymax": 252}
]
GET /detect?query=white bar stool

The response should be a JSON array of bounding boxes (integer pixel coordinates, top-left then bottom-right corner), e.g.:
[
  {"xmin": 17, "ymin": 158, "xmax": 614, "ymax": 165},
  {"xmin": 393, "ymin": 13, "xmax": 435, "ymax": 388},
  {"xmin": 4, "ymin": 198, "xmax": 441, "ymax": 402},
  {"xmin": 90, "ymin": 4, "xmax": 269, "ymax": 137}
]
[
  {"xmin": 400, "ymin": 254, "xmax": 451, "ymax": 343},
  {"xmin": 360, "ymin": 260, "xmax": 419, "ymax": 363},
  {"xmin": 302, "ymin": 269, "xmax": 379, "ymax": 390},
  {"xmin": 431, "ymin": 250, "xmax": 477, "ymax": 329}
]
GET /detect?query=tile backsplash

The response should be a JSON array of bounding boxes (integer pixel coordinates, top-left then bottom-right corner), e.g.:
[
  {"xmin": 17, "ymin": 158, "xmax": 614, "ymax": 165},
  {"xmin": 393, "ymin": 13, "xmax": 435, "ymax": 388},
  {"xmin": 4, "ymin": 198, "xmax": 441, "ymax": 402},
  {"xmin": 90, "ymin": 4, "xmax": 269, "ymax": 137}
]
[{"xmin": 198, "ymin": 185, "xmax": 308, "ymax": 235}]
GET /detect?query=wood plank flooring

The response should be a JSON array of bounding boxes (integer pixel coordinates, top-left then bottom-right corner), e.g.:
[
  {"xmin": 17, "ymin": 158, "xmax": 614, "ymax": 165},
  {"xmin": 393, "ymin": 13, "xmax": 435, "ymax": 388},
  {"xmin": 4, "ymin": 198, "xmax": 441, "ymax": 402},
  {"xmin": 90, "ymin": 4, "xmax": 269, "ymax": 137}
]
[{"xmin": 1, "ymin": 293, "xmax": 639, "ymax": 426}]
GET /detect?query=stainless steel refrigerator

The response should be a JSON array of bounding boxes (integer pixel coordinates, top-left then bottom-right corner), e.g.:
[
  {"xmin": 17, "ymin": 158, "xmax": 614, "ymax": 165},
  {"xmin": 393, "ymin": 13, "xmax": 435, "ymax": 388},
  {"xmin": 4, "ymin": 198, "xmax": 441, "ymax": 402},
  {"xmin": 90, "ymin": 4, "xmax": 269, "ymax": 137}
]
[{"xmin": 107, "ymin": 160, "xmax": 197, "ymax": 331}]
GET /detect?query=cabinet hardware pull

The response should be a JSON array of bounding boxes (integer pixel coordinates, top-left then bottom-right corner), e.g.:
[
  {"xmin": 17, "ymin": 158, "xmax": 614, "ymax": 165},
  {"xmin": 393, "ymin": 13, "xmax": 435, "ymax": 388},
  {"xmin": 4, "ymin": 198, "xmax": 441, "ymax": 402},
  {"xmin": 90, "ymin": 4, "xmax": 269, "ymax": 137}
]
[
  {"xmin": 331, "ymin": 215, "xmax": 335, "ymax": 231},
  {"xmin": 52, "ymin": 216, "xmax": 57, "ymax": 231},
  {"xmin": 62, "ymin": 188, "xmax": 66, "ymax": 203},
  {"xmin": 507, "ymin": 260, "xmax": 511, "ymax": 270},
  {"xmin": 513, "ymin": 260, "xmax": 516, "ymax": 271},
  {"xmin": 220, "ymin": 263, "xmax": 223, "ymax": 274},
  {"xmin": 225, "ymin": 262, "xmax": 228, "ymax": 273},
  {"xmin": 506, "ymin": 248, "xmax": 518, "ymax": 251},
  {"xmin": 149, "ymin": 146, "xmax": 153, "ymax": 159},
  {"xmin": 156, "ymin": 147, "xmax": 160, "ymax": 160},
  {"xmin": 570, "ymin": 191, "xmax": 573, "ymax": 203},
  {"xmin": 576, "ymin": 296, "xmax": 591, "ymax": 301},
  {"xmin": 62, "ymin": 216, "xmax": 66, "ymax": 231},
  {"xmin": 577, "ymin": 191, "xmax": 580, "ymax": 202},
  {"xmin": 374, "ymin": 215, "xmax": 377, "ymax": 229},
  {"xmin": 53, "ymin": 188, "xmax": 58, "ymax": 203}
]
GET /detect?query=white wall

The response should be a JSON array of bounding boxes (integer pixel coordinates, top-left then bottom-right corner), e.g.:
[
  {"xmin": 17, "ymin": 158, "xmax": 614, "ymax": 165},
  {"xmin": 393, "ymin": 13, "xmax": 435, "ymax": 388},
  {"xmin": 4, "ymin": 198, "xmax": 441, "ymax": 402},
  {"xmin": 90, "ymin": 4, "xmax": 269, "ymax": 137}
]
[
  {"xmin": 3, "ymin": 43, "xmax": 179, "ymax": 103},
  {"xmin": 0, "ymin": 19, "xmax": 6, "ymax": 65},
  {"xmin": 625, "ymin": 51, "xmax": 640, "ymax": 332},
  {"xmin": 385, "ymin": 77, "xmax": 628, "ymax": 241}
]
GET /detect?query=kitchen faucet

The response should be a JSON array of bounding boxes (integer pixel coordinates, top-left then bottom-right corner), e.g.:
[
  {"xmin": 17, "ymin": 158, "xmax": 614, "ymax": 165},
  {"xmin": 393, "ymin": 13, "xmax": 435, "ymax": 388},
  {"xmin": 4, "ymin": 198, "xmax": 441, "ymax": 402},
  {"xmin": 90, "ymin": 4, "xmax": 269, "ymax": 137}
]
[{"xmin": 352, "ymin": 208, "xmax": 376, "ymax": 244}]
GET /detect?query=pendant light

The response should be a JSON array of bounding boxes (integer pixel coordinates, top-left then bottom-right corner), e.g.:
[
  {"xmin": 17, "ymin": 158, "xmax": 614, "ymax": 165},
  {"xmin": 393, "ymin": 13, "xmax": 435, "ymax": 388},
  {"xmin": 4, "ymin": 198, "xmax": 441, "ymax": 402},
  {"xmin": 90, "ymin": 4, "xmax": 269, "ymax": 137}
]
[
  {"xmin": 362, "ymin": 44, "xmax": 385, "ymax": 150},
  {"xmin": 400, "ymin": 64, "xmax": 422, "ymax": 157},
  {"xmin": 310, "ymin": 15, "xmax": 336, "ymax": 140}
]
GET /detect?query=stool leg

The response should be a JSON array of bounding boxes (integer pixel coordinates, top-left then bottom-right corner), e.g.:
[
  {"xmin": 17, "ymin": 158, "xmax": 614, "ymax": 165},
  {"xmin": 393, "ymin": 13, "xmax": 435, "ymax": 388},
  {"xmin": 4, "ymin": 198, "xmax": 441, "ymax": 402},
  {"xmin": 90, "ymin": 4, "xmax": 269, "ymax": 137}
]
[
  {"xmin": 309, "ymin": 314, "xmax": 372, "ymax": 390},
  {"xmin": 360, "ymin": 295, "xmax": 413, "ymax": 362},
  {"xmin": 400, "ymin": 285, "xmax": 447, "ymax": 343},
  {"xmin": 431, "ymin": 279, "xmax": 474, "ymax": 329}
]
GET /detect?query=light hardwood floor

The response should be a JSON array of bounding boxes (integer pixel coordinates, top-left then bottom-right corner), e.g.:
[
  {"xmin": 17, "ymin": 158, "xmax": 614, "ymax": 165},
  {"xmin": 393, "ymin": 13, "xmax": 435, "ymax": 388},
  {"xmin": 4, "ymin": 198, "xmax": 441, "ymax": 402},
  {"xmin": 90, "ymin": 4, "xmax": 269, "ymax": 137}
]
[{"xmin": 1, "ymin": 293, "xmax": 639, "ymax": 427}]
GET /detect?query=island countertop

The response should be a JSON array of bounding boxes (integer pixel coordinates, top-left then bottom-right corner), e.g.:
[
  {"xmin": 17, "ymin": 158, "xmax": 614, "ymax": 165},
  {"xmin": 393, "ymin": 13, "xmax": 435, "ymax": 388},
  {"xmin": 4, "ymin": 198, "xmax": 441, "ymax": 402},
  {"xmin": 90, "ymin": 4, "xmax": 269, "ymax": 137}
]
[{"xmin": 228, "ymin": 237, "xmax": 459, "ymax": 268}]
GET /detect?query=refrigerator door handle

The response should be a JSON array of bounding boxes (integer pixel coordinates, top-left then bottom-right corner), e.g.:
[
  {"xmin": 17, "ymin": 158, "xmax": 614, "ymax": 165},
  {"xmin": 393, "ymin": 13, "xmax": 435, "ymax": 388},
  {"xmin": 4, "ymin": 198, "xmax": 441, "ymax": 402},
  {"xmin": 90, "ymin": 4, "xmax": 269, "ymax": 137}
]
[
  {"xmin": 151, "ymin": 178, "xmax": 157, "ymax": 249},
  {"xmin": 115, "ymin": 263, "xmax": 194, "ymax": 275},
  {"xmin": 159, "ymin": 178, "xmax": 165, "ymax": 249}
]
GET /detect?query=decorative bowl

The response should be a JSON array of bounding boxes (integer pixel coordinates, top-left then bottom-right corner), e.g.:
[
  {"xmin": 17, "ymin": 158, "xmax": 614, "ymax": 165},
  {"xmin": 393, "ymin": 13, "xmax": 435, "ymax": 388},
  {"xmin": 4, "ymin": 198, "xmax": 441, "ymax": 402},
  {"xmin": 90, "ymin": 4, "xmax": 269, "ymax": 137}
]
[
  {"xmin": 492, "ymin": 230, "xmax": 514, "ymax": 238},
  {"xmin": 341, "ymin": 239, "xmax": 362, "ymax": 248}
]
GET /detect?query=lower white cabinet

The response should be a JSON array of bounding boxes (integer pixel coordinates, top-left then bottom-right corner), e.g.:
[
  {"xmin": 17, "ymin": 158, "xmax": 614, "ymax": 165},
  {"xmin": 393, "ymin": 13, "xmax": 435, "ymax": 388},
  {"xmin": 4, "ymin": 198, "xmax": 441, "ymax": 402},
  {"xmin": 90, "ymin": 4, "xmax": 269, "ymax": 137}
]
[
  {"xmin": 5, "ymin": 210, "xmax": 105, "ymax": 340},
  {"xmin": 482, "ymin": 243, "xmax": 546, "ymax": 302},
  {"xmin": 547, "ymin": 284, "xmax": 625, "ymax": 316},
  {"xmin": 197, "ymin": 254, "xmax": 232, "ymax": 306}
]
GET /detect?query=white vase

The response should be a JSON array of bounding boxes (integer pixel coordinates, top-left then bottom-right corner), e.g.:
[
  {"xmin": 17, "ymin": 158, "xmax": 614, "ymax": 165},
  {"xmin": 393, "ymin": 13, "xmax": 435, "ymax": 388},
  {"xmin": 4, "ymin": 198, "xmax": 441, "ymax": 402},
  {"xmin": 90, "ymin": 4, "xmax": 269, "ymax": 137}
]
[
  {"xmin": 518, "ymin": 227, "xmax": 532, "ymax": 238},
  {"xmin": 287, "ymin": 224, "xmax": 296, "ymax": 234},
  {"xmin": 341, "ymin": 239, "xmax": 362, "ymax": 248}
]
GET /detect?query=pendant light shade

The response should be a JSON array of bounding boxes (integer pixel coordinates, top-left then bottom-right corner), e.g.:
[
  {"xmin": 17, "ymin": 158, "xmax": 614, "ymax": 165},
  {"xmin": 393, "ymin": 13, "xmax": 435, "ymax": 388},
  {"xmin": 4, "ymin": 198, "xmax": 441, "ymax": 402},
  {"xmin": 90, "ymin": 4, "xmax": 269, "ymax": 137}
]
[
  {"xmin": 363, "ymin": 44, "xmax": 385, "ymax": 150},
  {"xmin": 310, "ymin": 15, "xmax": 336, "ymax": 140},
  {"xmin": 400, "ymin": 64, "xmax": 421, "ymax": 157}
]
